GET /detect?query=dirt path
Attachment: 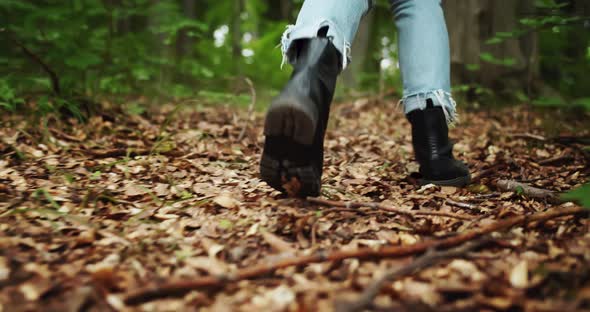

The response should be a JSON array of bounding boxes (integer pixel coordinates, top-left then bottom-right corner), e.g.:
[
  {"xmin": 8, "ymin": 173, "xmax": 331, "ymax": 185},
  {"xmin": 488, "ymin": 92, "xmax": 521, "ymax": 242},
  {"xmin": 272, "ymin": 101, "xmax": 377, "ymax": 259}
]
[{"xmin": 1, "ymin": 100, "xmax": 589, "ymax": 311}]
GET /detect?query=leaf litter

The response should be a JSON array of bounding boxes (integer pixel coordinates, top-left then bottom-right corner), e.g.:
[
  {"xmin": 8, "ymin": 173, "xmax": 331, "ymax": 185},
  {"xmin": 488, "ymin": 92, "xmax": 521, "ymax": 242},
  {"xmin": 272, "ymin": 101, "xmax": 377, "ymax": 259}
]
[{"xmin": 0, "ymin": 100, "xmax": 589, "ymax": 311}]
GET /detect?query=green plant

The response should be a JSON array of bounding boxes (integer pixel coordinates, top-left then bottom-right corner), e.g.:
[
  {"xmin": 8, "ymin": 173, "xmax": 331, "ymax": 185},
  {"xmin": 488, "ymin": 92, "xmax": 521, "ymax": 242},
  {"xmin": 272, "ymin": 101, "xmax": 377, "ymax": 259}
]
[
  {"xmin": 561, "ymin": 183, "xmax": 590, "ymax": 209},
  {"xmin": 484, "ymin": 0, "xmax": 590, "ymax": 110},
  {"xmin": 0, "ymin": 78, "xmax": 24, "ymax": 111}
]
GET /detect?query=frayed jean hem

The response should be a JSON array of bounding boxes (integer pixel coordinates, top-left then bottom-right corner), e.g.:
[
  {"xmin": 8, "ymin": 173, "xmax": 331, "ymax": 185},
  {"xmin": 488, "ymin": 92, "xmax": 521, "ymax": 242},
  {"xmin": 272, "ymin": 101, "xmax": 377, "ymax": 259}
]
[
  {"xmin": 401, "ymin": 90, "xmax": 458, "ymax": 125},
  {"xmin": 279, "ymin": 0, "xmax": 371, "ymax": 70},
  {"xmin": 280, "ymin": 20, "xmax": 351, "ymax": 70}
]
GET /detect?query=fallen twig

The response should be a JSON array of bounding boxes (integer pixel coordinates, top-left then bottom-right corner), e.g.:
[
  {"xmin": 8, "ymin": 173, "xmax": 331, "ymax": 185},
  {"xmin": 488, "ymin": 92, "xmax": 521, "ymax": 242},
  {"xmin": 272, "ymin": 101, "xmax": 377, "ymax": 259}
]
[
  {"xmin": 509, "ymin": 132, "xmax": 547, "ymax": 142},
  {"xmin": 124, "ymin": 205, "xmax": 584, "ymax": 305},
  {"xmin": 237, "ymin": 77, "xmax": 256, "ymax": 141},
  {"xmin": 49, "ymin": 127, "xmax": 85, "ymax": 142},
  {"xmin": 473, "ymin": 193, "xmax": 500, "ymax": 199},
  {"xmin": 496, "ymin": 179, "xmax": 560, "ymax": 203},
  {"xmin": 551, "ymin": 135, "xmax": 590, "ymax": 145},
  {"xmin": 509, "ymin": 133, "xmax": 590, "ymax": 146},
  {"xmin": 83, "ymin": 148, "xmax": 184, "ymax": 158},
  {"xmin": 471, "ymin": 164, "xmax": 505, "ymax": 183},
  {"xmin": 446, "ymin": 199, "xmax": 479, "ymax": 211},
  {"xmin": 538, "ymin": 154, "xmax": 574, "ymax": 166},
  {"xmin": 307, "ymin": 197, "xmax": 474, "ymax": 221},
  {"xmin": 335, "ymin": 237, "xmax": 493, "ymax": 312}
]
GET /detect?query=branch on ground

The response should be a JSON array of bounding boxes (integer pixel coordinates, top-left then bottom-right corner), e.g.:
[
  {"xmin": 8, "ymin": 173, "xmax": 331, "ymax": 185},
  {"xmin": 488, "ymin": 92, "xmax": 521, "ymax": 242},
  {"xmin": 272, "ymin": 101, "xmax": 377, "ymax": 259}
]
[
  {"xmin": 509, "ymin": 133, "xmax": 590, "ymax": 145},
  {"xmin": 496, "ymin": 179, "xmax": 560, "ymax": 204},
  {"xmin": 123, "ymin": 205, "xmax": 585, "ymax": 305},
  {"xmin": 237, "ymin": 77, "xmax": 256, "ymax": 141},
  {"xmin": 307, "ymin": 197, "xmax": 474, "ymax": 221},
  {"xmin": 334, "ymin": 237, "xmax": 493, "ymax": 312}
]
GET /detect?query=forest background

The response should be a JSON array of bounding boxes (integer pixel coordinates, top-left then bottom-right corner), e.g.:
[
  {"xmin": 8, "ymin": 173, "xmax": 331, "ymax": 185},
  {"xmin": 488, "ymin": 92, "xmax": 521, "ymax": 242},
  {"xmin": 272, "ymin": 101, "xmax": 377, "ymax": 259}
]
[
  {"xmin": 1, "ymin": 0, "xmax": 589, "ymax": 113},
  {"xmin": 0, "ymin": 0, "xmax": 589, "ymax": 200}
]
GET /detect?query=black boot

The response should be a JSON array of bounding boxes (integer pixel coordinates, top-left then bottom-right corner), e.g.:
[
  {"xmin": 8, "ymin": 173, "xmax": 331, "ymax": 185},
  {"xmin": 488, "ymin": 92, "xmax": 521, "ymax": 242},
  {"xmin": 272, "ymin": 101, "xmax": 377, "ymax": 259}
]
[
  {"xmin": 407, "ymin": 99, "xmax": 471, "ymax": 187},
  {"xmin": 260, "ymin": 37, "xmax": 342, "ymax": 197}
]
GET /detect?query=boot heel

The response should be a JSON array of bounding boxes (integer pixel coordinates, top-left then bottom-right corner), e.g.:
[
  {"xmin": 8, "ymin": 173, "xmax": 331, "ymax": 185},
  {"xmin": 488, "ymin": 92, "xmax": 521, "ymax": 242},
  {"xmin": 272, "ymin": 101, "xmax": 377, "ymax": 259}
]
[
  {"xmin": 259, "ymin": 136, "xmax": 321, "ymax": 197},
  {"xmin": 263, "ymin": 97, "xmax": 318, "ymax": 145}
]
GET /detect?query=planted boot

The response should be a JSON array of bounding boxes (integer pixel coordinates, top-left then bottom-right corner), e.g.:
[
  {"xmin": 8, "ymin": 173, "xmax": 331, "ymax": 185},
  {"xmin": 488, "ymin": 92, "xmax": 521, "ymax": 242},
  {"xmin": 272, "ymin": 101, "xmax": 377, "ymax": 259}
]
[
  {"xmin": 260, "ymin": 37, "xmax": 342, "ymax": 197},
  {"xmin": 407, "ymin": 98, "xmax": 471, "ymax": 187}
]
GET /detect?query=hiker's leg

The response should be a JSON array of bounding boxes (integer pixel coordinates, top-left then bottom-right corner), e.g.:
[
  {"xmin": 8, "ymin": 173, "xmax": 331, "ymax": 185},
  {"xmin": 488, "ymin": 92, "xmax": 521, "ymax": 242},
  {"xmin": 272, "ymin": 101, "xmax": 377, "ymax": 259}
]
[
  {"xmin": 280, "ymin": 0, "xmax": 372, "ymax": 69},
  {"xmin": 391, "ymin": 0, "xmax": 456, "ymax": 123},
  {"xmin": 391, "ymin": 0, "xmax": 470, "ymax": 186},
  {"xmin": 260, "ymin": 0, "xmax": 372, "ymax": 197}
]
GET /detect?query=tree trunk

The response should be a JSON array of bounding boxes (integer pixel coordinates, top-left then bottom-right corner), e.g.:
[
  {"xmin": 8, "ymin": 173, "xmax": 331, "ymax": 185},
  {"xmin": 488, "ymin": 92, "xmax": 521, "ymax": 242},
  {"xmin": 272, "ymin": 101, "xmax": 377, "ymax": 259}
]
[
  {"xmin": 342, "ymin": 9, "xmax": 375, "ymax": 90},
  {"xmin": 265, "ymin": 0, "xmax": 292, "ymax": 21},
  {"xmin": 231, "ymin": 0, "xmax": 244, "ymax": 76},
  {"xmin": 176, "ymin": 0, "xmax": 196, "ymax": 60},
  {"xmin": 280, "ymin": 0, "xmax": 293, "ymax": 20},
  {"xmin": 574, "ymin": 0, "xmax": 590, "ymax": 15},
  {"xmin": 443, "ymin": 0, "xmax": 538, "ymax": 95}
]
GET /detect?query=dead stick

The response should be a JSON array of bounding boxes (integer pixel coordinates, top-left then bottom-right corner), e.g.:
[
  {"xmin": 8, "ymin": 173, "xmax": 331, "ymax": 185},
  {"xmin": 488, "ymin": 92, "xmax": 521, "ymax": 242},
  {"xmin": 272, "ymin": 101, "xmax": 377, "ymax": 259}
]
[
  {"xmin": 509, "ymin": 132, "xmax": 547, "ymax": 141},
  {"xmin": 124, "ymin": 206, "xmax": 584, "ymax": 305},
  {"xmin": 307, "ymin": 197, "xmax": 473, "ymax": 221},
  {"xmin": 446, "ymin": 199, "xmax": 479, "ymax": 211},
  {"xmin": 83, "ymin": 148, "xmax": 184, "ymax": 158},
  {"xmin": 237, "ymin": 77, "xmax": 256, "ymax": 141},
  {"xmin": 471, "ymin": 164, "xmax": 505, "ymax": 183},
  {"xmin": 496, "ymin": 179, "xmax": 560, "ymax": 203},
  {"xmin": 335, "ymin": 237, "xmax": 492, "ymax": 312},
  {"xmin": 509, "ymin": 133, "xmax": 590, "ymax": 145},
  {"xmin": 538, "ymin": 154, "xmax": 573, "ymax": 166}
]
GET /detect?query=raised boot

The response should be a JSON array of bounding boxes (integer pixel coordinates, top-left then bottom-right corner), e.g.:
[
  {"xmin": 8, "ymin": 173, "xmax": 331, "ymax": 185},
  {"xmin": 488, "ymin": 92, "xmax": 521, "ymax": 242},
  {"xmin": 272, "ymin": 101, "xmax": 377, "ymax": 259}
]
[
  {"xmin": 407, "ymin": 99, "xmax": 471, "ymax": 187},
  {"xmin": 260, "ymin": 37, "xmax": 342, "ymax": 197}
]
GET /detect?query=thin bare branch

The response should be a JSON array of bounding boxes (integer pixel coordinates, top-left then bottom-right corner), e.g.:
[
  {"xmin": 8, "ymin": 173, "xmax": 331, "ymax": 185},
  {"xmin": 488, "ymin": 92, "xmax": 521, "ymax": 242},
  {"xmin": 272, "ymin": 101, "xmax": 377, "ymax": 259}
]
[
  {"xmin": 307, "ymin": 197, "xmax": 474, "ymax": 221},
  {"xmin": 335, "ymin": 237, "xmax": 493, "ymax": 312},
  {"xmin": 237, "ymin": 77, "xmax": 256, "ymax": 141},
  {"xmin": 124, "ymin": 206, "xmax": 584, "ymax": 305}
]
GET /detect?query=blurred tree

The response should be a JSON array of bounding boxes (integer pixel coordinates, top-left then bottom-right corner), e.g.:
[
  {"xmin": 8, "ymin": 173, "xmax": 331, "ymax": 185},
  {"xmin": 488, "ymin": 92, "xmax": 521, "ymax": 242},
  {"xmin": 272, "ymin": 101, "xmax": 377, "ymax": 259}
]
[
  {"xmin": 342, "ymin": 10, "xmax": 375, "ymax": 90},
  {"xmin": 231, "ymin": 0, "xmax": 244, "ymax": 76},
  {"xmin": 443, "ymin": 0, "xmax": 539, "ymax": 97},
  {"xmin": 0, "ymin": 0, "xmax": 588, "ymax": 116}
]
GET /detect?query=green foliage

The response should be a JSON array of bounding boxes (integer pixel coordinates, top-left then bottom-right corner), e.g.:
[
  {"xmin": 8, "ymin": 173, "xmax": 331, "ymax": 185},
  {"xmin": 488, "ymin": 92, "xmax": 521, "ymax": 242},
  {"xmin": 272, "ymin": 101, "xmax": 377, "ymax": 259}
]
[
  {"xmin": 3, "ymin": 1, "xmax": 198, "ymax": 95},
  {"xmin": 0, "ymin": 78, "xmax": 24, "ymax": 111},
  {"xmin": 479, "ymin": 53, "xmax": 516, "ymax": 67},
  {"xmin": 572, "ymin": 97, "xmax": 590, "ymax": 111},
  {"xmin": 561, "ymin": 183, "xmax": 590, "ymax": 209},
  {"xmin": 0, "ymin": 0, "xmax": 588, "ymax": 116},
  {"xmin": 483, "ymin": 0, "xmax": 590, "ymax": 110},
  {"xmin": 0, "ymin": 0, "xmax": 308, "ymax": 116}
]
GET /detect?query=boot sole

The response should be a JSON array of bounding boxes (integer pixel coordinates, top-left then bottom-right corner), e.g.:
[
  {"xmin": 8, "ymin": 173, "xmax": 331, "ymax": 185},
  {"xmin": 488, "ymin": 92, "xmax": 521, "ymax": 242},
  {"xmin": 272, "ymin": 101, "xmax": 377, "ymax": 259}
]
[
  {"xmin": 260, "ymin": 98, "xmax": 321, "ymax": 197},
  {"xmin": 260, "ymin": 151, "xmax": 320, "ymax": 197},
  {"xmin": 419, "ymin": 174, "xmax": 471, "ymax": 187},
  {"xmin": 263, "ymin": 97, "xmax": 317, "ymax": 145}
]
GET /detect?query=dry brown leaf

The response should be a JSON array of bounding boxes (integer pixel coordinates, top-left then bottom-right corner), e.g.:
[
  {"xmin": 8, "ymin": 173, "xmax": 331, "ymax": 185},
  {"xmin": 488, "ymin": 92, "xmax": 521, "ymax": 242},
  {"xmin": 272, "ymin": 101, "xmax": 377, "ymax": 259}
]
[
  {"xmin": 213, "ymin": 193, "xmax": 239, "ymax": 209},
  {"xmin": 509, "ymin": 259, "xmax": 529, "ymax": 289},
  {"xmin": 124, "ymin": 184, "xmax": 149, "ymax": 197},
  {"xmin": 261, "ymin": 230, "xmax": 295, "ymax": 253}
]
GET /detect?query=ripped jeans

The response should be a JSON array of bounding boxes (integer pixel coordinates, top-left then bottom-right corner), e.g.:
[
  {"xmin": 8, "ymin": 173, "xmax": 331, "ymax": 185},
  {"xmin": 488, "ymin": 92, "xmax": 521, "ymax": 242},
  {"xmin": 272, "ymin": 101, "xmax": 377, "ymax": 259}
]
[{"xmin": 281, "ymin": 0, "xmax": 457, "ymax": 124}]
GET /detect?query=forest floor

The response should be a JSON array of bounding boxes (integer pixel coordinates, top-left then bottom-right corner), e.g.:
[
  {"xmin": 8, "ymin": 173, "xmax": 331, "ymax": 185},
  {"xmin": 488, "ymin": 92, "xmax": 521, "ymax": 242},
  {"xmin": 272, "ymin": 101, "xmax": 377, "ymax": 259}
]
[{"xmin": 0, "ymin": 98, "xmax": 589, "ymax": 312}]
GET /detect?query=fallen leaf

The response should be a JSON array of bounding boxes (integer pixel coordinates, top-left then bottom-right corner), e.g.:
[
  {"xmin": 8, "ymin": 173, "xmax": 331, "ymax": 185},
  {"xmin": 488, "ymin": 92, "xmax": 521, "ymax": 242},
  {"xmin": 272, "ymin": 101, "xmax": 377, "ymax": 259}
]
[
  {"xmin": 213, "ymin": 193, "xmax": 239, "ymax": 209},
  {"xmin": 124, "ymin": 184, "xmax": 149, "ymax": 197},
  {"xmin": 261, "ymin": 230, "xmax": 295, "ymax": 253},
  {"xmin": 509, "ymin": 260, "xmax": 528, "ymax": 289}
]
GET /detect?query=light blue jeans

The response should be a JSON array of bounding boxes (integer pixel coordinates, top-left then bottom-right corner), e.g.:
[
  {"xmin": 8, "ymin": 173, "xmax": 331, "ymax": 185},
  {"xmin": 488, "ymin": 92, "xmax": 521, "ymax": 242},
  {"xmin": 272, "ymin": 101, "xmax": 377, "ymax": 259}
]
[{"xmin": 281, "ymin": 0, "xmax": 457, "ymax": 124}]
